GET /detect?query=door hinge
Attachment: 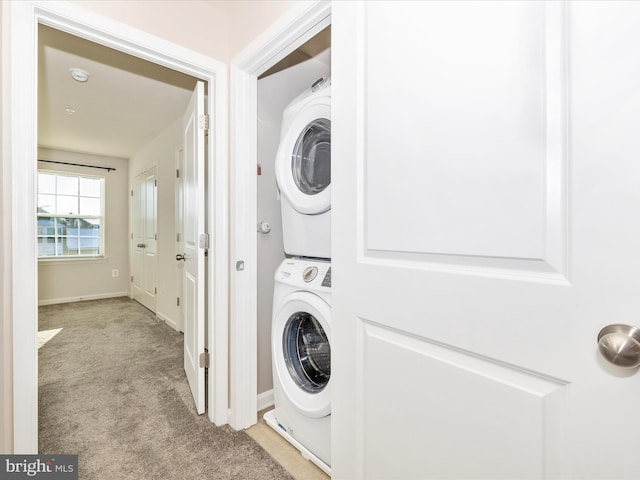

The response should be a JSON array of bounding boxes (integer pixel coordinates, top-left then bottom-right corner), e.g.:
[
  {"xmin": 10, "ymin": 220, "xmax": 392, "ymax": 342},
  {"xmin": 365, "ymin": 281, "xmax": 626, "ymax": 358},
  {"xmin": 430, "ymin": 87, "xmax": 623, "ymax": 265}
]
[
  {"xmin": 176, "ymin": 297, "xmax": 180, "ymax": 307},
  {"xmin": 199, "ymin": 352, "xmax": 210, "ymax": 368},
  {"xmin": 155, "ymin": 233, "xmax": 158, "ymax": 240},
  {"xmin": 176, "ymin": 169, "xmax": 180, "ymax": 178},
  {"xmin": 131, "ymin": 189, "xmax": 133, "ymax": 196},
  {"xmin": 130, "ymin": 276, "xmax": 133, "ymax": 282},
  {"xmin": 176, "ymin": 233, "xmax": 180, "ymax": 242},
  {"xmin": 154, "ymin": 179, "xmax": 157, "ymax": 187},
  {"xmin": 199, "ymin": 114, "xmax": 209, "ymax": 131},
  {"xmin": 131, "ymin": 233, "xmax": 133, "ymax": 239},
  {"xmin": 199, "ymin": 233, "xmax": 209, "ymax": 250},
  {"xmin": 155, "ymin": 287, "xmax": 157, "ymax": 294}
]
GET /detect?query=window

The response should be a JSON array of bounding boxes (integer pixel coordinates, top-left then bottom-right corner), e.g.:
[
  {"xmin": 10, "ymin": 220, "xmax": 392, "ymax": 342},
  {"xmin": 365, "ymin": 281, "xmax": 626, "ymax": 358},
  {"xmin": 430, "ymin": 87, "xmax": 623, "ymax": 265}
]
[{"xmin": 37, "ymin": 171, "xmax": 104, "ymax": 258}]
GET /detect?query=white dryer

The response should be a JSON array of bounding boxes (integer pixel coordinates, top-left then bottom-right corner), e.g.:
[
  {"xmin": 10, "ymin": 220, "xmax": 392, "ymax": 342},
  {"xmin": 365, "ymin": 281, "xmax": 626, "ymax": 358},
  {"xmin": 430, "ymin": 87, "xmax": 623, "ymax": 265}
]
[
  {"xmin": 265, "ymin": 258, "xmax": 331, "ymax": 474},
  {"xmin": 275, "ymin": 77, "xmax": 331, "ymax": 259}
]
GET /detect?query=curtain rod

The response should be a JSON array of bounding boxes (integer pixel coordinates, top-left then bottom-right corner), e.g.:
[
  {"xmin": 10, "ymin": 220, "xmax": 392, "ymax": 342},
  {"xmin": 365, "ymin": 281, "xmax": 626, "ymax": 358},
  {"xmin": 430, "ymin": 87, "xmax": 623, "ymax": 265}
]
[{"xmin": 38, "ymin": 159, "xmax": 116, "ymax": 172}]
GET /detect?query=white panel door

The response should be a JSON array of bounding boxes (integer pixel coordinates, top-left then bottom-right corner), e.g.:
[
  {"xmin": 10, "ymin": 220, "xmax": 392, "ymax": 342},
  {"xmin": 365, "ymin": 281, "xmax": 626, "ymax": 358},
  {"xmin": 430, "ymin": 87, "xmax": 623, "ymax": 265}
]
[
  {"xmin": 131, "ymin": 168, "xmax": 157, "ymax": 312},
  {"xmin": 132, "ymin": 179, "xmax": 144, "ymax": 302},
  {"xmin": 182, "ymin": 81, "xmax": 206, "ymax": 414},
  {"xmin": 332, "ymin": 1, "xmax": 640, "ymax": 478}
]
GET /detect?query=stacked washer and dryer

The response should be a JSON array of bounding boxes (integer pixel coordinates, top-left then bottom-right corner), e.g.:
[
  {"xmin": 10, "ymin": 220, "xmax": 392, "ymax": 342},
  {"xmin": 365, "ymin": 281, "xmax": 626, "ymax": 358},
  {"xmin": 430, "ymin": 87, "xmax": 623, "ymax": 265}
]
[{"xmin": 264, "ymin": 77, "xmax": 332, "ymax": 475}]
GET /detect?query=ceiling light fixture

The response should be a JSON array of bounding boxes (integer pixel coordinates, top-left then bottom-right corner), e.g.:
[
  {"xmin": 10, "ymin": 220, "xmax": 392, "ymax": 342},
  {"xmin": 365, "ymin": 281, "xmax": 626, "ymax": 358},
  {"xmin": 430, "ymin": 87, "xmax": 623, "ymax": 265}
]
[
  {"xmin": 70, "ymin": 68, "xmax": 90, "ymax": 83},
  {"xmin": 65, "ymin": 108, "xmax": 76, "ymax": 115}
]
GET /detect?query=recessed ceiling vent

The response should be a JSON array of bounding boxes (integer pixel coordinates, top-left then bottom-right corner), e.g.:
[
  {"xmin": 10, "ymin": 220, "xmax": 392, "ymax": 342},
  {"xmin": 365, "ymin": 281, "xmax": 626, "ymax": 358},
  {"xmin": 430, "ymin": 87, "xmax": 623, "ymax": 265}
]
[{"xmin": 70, "ymin": 68, "xmax": 90, "ymax": 83}]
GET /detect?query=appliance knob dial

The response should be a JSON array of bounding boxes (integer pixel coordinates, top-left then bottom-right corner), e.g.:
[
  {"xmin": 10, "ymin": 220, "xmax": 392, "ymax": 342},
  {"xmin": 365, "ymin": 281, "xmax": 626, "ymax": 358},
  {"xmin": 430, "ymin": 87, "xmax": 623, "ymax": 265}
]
[{"xmin": 303, "ymin": 266, "xmax": 318, "ymax": 282}]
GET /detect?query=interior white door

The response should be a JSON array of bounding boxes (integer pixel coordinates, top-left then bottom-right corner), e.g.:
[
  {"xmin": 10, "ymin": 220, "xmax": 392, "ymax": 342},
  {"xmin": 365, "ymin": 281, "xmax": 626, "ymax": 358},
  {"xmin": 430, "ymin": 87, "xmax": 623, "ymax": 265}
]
[
  {"xmin": 182, "ymin": 81, "xmax": 206, "ymax": 414},
  {"xmin": 332, "ymin": 1, "xmax": 640, "ymax": 478},
  {"xmin": 131, "ymin": 168, "xmax": 157, "ymax": 312}
]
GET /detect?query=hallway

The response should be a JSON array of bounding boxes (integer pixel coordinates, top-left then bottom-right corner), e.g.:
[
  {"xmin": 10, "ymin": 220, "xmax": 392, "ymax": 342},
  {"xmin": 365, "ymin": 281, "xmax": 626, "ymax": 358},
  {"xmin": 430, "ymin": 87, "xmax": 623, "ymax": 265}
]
[{"xmin": 38, "ymin": 298, "xmax": 290, "ymax": 480}]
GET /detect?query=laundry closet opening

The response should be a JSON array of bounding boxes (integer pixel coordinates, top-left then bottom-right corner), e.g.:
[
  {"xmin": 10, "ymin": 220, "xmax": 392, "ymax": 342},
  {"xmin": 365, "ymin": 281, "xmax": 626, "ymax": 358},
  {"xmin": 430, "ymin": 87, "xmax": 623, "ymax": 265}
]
[{"xmin": 255, "ymin": 25, "xmax": 331, "ymax": 473}]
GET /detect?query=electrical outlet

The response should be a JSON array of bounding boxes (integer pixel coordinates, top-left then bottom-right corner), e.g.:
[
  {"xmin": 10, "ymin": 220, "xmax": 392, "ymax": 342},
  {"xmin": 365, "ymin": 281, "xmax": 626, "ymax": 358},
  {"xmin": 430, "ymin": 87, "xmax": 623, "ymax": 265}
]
[{"xmin": 112, "ymin": 269, "xmax": 119, "ymax": 278}]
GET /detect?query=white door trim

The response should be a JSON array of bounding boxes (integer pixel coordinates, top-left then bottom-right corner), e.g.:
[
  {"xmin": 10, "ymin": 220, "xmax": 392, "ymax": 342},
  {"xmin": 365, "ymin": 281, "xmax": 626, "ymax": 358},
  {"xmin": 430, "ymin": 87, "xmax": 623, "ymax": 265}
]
[
  {"xmin": 174, "ymin": 147, "xmax": 185, "ymax": 334},
  {"xmin": 3, "ymin": 0, "xmax": 229, "ymax": 452},
  {"xmin": 228, "ymin": 0, "xmax": 331, "ymax": 430}
]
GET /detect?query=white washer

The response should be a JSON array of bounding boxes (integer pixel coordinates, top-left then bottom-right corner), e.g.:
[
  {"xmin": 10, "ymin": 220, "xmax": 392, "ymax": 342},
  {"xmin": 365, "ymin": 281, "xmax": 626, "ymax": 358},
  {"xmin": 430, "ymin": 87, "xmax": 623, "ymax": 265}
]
[
  {"xmin": 275, "ymin": 77, "xmax": 331, "ymax": 259},
  {"xmin": 265, "ymin": 258, "xmax": 331, "ymax": 474}
]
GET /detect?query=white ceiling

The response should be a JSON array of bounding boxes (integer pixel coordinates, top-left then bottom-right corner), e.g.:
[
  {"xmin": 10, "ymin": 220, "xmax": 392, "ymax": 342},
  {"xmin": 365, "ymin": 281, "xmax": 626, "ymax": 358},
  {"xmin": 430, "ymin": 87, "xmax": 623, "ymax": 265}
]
[{"xmin": 38, "ymin": 25, "xmax": 198, "ymax": 159}]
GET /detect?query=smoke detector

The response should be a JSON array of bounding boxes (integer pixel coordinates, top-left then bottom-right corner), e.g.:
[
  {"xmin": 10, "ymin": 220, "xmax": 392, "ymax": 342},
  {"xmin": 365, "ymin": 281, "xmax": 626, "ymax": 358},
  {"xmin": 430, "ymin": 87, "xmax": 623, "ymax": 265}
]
[{"xmin": 70, "ymin": 68, "xmax": 90, "ymax": 83}]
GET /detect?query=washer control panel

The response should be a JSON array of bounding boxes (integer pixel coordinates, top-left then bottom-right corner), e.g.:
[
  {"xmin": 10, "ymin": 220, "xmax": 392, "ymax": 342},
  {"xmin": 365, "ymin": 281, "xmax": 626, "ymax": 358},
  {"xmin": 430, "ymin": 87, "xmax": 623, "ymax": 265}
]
[
  {"xmin": 321, "ymin": 267, "xmax": 331, "ymax": 288},
  {"xmin": 275, "ymin": 259, "xmax": 331, "ymax": 291},
  {"xmin": 303, "ymin": 266, "xmax": 318, "ymax": 282}
]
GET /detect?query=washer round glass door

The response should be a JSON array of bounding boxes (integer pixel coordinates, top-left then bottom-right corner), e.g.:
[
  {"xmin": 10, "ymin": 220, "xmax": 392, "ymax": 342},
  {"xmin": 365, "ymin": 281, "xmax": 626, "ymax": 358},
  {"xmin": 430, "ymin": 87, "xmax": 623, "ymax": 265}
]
[
  {"xmin": 276, "ymin": 98, "xmax": 331, "ymax": 215},
  {"xmin": 273, "ymin": 291, "xmax": 331, "ymax": 418},
  {"xmin": 283, "ymin": 310, "xmax": 331, "ymax": 394}
]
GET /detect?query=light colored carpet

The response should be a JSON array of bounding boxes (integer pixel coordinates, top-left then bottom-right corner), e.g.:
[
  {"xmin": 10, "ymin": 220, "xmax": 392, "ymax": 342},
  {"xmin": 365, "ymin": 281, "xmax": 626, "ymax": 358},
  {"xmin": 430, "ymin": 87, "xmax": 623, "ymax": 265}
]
[{"xmin": 38, "ymin": 297, "xmax": 293, "ymax": 480}]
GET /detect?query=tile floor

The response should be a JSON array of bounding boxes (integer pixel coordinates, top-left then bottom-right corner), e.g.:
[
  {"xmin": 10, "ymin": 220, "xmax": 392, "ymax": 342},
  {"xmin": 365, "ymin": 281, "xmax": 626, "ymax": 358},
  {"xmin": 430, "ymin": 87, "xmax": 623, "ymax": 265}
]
[{"xmin": 246, "ymin": 408, "xmax": 330, "ymax": 480}]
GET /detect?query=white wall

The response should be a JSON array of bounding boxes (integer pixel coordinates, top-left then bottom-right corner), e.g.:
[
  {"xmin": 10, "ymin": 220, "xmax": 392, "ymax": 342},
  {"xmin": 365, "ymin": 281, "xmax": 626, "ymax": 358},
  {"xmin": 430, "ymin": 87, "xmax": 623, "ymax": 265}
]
[
  {"xmin": 71, "ymin": 0, "xmax": 297, "ymax": 61},
  {"xmin": 37, "ymin": 148, "xmax": 130, "ymax": 304},
  {"xmin": 129, "ymin": 116, "xmax": 183, "ymax": 330},
  {"xmin": 69, "ymin": 0, "xmax": 230, "ymax": 62},
  {"xmin": 222, "ymin": 0, "xmax": 296, "ymax": 59},
  {"xmin": 256, "ymin": 50, "xmax": 331, "ymax": 395},
  {"xmin": 67, "ymin": 0, "xmax": 294, "ymax": 62}
]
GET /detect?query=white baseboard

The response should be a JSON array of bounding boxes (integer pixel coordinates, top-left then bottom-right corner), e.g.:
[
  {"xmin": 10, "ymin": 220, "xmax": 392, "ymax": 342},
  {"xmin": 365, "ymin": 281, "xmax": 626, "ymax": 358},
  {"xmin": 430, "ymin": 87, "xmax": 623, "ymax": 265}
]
[
  {"xmin": 38, "ymin": 291, "xmax": 130, "ymax": 306},
  {"xmin": 257, "ymin": 389, "xmax": 274, "ymax": 412},
  {"xmin": 157, "ymin": 311, "xmax": 179, "ymax": 332}
]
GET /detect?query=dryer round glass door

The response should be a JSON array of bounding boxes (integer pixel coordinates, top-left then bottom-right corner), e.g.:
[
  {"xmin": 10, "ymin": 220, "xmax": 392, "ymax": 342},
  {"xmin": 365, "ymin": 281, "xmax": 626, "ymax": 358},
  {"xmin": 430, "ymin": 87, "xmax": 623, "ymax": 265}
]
[
  {"xmin": 275, "ymin": 100, "xmax": 331, "ymax": 215},
  {"xmin": 283, "ymin": 310, "xmax": 331, "ymax": 394},
  {"xmin": 292, "ymin": 118, "xmax": 331, "ymax": 196}
]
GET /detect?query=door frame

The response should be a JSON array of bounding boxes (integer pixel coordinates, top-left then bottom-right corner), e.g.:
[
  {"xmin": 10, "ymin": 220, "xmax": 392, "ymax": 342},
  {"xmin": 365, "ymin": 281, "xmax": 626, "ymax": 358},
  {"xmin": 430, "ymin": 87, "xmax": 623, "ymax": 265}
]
[
  {"xmin": 3, "ymin": 0, "xmax": 229, "ymax": 452},
  {"xmin": 229, "ymin": 0, "xmax": 331, "ymax": 429},
  {"xmin": 174, "ymin": 147, "xmax": 185, "ymax": 333}
]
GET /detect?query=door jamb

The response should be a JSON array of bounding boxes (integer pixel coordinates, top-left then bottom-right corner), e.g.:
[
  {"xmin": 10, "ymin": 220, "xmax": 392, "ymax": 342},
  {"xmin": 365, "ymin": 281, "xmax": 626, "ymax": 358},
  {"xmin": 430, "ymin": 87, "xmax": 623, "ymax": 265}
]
[
  {"xmin": 174, "ymin": 147, "xmax": 185, "ymax": 333},
  {"xmin": 228, "ymin": 0, "xmax": 331, "ymax": 430},
  {"xmin": 4, "ymin": 0, "xmax": 229, "ymax": 452}
]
